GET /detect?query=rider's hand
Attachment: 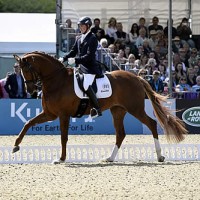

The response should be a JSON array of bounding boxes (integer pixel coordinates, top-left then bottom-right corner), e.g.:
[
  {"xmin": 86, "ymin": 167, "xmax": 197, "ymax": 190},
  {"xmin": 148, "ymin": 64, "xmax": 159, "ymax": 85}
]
[
  {"xmin": 58, "ymin": 57, "xmax": 64, "ymax": 63},
  {"xmin": 68, "ymin": 58, "xmax": 75, "ymax": 65}
]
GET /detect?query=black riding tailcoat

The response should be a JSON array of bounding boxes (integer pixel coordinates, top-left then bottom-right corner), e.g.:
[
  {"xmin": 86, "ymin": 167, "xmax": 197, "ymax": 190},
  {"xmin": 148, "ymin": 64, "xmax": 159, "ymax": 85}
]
[{"xmin": 64, "ymin": 31, "xmax": 102, "ymax": 75}]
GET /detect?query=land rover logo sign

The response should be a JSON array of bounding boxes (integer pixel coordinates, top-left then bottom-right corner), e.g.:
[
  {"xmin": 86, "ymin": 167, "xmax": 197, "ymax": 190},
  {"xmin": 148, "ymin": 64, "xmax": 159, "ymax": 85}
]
[{"xmin": 182, "ymin": 107, "xmax": 200, "ymax": 127}]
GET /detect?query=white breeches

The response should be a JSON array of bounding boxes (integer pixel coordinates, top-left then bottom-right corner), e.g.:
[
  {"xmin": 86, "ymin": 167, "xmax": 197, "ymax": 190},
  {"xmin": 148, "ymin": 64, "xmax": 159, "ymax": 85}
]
[{"xmin": 83, "ymin": 74, "xmax": 96, "ymax": 91}]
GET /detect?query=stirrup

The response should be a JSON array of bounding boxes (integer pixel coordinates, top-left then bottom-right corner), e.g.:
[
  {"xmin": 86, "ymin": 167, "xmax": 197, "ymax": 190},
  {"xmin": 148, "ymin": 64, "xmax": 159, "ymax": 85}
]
[{"xmin": 90, "ymin": 108, "xmax": 102, "ymax": 119}]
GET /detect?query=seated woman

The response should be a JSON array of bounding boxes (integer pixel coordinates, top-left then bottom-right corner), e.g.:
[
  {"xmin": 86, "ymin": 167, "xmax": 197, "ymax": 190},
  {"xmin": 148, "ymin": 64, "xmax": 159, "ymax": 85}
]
[
  {"xmin": 124, "ymin": 54, "xmax": 136, "ymax": 72},
  {"xmin": 175, "ymin": 76, "xmax": 191, "ymax": 92}
]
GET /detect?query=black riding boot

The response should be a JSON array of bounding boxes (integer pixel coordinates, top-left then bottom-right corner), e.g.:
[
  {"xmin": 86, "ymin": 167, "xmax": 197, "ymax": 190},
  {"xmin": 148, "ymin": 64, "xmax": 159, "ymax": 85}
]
[{"xmin": 85, "ymin": 86, "xmax": 102, "ymax": 118}]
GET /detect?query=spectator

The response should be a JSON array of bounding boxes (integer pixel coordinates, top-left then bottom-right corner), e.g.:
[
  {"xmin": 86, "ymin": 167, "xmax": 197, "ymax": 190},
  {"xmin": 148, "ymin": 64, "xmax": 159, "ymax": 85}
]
[
  {"xmin": 175, "ymin": 76, "xmax": 191, "ymax": 92},
  {"xmin": 124, "ymin": 45, "xmax": 131, "ymax": 59},
  {"xmin": 158, "ymin": 63, "xmax": 167, "ymax": 81},
  {"xmin": 108, "ymin": 44, "xmax": 116, "ymax": 55},
  {"xmin": 103, "ymin": 44, "xmax": 116, "ymax": 70},
  {"xmin": 146, "ymin": 58, "xmax": 158, "ymax": 72},
  {"xmin": 192, "ymin": 75, "xmax": 200, "ymax": 92},
  {"xmin": 172, "ymin": 36, "xmax": 182, "ymax": 53},
  {"xmin": 61, "ymin": 19, "xmax": 76, "ymax": 52},
  {"xmin": 142, "ymin": 39, "xmax": 152, "ymax": 55},
  {"xmin": 148, "ymin": 30, "xmax": 159, "ymax": 51},
  {"xmin": 138, "ymin": 17, "xmax": 148, "ymax": 37},
  {"xmin": 99, "ymin": 38, "xmax": 108, "ymax": 48},
  {"xmin": 148, "ymin": 16, "xmax": 163, "ymax": 33},
  {"xmin": 125, "ymin": 54, "xmax": 136, "ymax": 72},
  {"xmin": 135, "ymin": 45, "xmax": 145, "ymax": 59},
  {"xmin": 174, "ymin": 62, "xmax": 187, "ymax": 84},
  {"xmin": 178, "ymin": 47, "xmax": 189, "ymax": 68},
  {"xmin": 163, "ymin": 19, "xmax": 177, "ymax": 39},
  {"xmin": 138, "ymin": 68, "xmax": 147, "ymax": 79},
  {"xmin": 193, "ymin": 65, "xmax": 200, "ymax": 76},
  {"xmin": 134, "ymin": 59, "xmax": 142, "ymax": 70},
  {"xmin": 113, "ymin": 38, "xmax": 125, "ymax": 53},
  {"xmin": 148, "ymin": 70, "xmax": 164, "ymax": 94},
  {"xmin": 135, "ymin": 27, "xmax": 148, "ymax": 48},
  {"xmin": 157, "ymin": 38, "xmax": 168, "ymax": 56},
  {"xmin": 156, "ymin": 30, "xmax": 165, "ymax": 41},
  {"xmin": 140, "ymin": 54, "xmax": 148, "ymax": 68},
  {"xmin": 105, "ymin": 17, "xmax": 117, "ymax": 44},
  {"xmin": 96, "ymin": 38, "xmax": 108, "ymax": 65},
  {"xmin": 177, "ymin": 17, "xmax": 195, "ymax": 48},
  {"xmin": 114, "ymin": 22, "xmax": 129, "ymax": 45},
  {"xmin": 0, "ymin": 75, "xmax": 9, "ymax": 98},
  {"xmin": 128, "ymin": 23, "xmax": 139, "ymax": 46},
  {"xmin": 4, "ymin": 63, "xmax": 27, "ymax": 99},
  {"xmin": 149, "ymin": 51, "xmax": 160, "ymax": 65},
  {"xmin": 188, "ymin": 48, "xmax": 199, "ymax": 68},
  {"xmin": 187, "ymin": 67, "xmax": 196, "ymax": 86},
  {"xmin": 91, "ymin": 18, "xmax": 105, "ymax": 41},
  {"xmin": 113, "ymin": 49, "xmax": 127, "ymax": 70}
]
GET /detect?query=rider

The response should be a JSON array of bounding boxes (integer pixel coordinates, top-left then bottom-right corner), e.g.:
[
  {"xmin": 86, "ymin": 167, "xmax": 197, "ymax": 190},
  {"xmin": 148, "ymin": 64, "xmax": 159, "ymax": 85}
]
[{"xmin": 59, "ymin": 16, "xmax": 103, "ymax": 118}]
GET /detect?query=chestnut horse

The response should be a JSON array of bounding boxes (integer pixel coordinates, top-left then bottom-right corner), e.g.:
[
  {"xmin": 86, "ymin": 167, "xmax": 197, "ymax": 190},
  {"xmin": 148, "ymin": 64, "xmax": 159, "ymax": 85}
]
[{"xmin": 13, "ymin": 52, "xmax": 187, "ymax": 163}]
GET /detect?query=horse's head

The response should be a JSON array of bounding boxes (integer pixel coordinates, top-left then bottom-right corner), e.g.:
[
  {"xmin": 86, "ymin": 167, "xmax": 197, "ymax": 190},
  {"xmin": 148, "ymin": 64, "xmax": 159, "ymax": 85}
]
[{"xmin": 14, "ymin": 54, "xmax": 40, "ymax": 95}]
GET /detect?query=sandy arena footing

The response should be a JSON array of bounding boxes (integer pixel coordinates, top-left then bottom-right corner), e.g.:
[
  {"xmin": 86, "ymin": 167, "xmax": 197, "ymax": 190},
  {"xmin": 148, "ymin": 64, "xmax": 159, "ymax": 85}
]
[{"xmin": 0, "ymin": 134, "xmax": 200, "ymax": 200}]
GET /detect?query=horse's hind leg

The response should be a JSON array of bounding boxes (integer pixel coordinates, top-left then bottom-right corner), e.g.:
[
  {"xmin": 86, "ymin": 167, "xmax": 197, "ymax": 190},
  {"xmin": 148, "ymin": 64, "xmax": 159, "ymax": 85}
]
[
  {"xmin": 132, "ymin": 110, "xmax": 165, "ymax": 162},
  {"xmin": 105, "ymin": 106, "xmax": 126, "ymax": 162},
  {"xmin": 13, "ymin": 112, "xmax": 57, "ymax": 153}
]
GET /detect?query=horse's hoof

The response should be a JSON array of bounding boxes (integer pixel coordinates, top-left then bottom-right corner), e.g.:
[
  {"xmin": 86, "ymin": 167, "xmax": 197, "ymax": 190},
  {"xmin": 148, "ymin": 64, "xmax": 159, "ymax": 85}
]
[
  {"xmin": 52, "ymin": 159, "xmax": 65, "ymax": 164},
  {"xmin": 101, "ymin": 157, "xmax": 114, "ymax": 163},
  {"xmin": 158, "ymin": 156, "xmax": 165, "ymax": 162},
  {"xmin": 12, "ymin": 146, "xmax": 20, "ymax": 153}
]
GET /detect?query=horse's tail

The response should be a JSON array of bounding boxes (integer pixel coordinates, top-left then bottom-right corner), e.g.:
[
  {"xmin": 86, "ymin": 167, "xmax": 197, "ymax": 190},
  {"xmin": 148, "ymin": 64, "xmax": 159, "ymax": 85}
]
[{"xmin": 139, "ymin": 77, "xmax": 188, "ymax": 143}]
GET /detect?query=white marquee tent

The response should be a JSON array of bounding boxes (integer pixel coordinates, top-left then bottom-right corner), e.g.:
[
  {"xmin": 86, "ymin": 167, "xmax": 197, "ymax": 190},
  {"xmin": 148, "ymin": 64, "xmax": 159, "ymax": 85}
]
[{"xmin": 59, "ymin": 0, "xmax": 200, "ymax": 34}]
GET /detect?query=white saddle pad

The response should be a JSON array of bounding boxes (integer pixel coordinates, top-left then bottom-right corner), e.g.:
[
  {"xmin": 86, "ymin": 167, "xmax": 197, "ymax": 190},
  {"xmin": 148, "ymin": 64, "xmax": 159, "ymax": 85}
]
[{"xmin": 74, "ymin": 71, "xmax": 112, "ymax": 99}]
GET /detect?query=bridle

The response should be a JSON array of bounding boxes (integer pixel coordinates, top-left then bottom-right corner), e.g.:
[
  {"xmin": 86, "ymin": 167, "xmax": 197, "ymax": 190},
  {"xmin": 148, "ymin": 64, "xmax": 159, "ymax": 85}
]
[
  {"xmin": 21, "ymin": 58, "xmax": 42, "ymax": 91},
  {"xmin": 20, "ymin": 56, "xmax": 66, "ymax": 90}
]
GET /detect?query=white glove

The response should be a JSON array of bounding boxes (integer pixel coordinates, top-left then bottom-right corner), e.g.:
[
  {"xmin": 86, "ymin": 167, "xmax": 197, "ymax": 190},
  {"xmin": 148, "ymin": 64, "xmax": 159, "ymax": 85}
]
[
  {"xmin": 58, "ymin": 57, "xmax": 64, "ymax": 63},
  {"xmin": 68, "ymin": 58, "xmax": 75, "ymax": 65}
]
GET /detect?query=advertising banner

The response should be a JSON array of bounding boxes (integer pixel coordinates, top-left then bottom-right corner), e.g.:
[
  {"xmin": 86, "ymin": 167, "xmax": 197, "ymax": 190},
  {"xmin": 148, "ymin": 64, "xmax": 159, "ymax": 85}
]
[
  {"xmin": 176, "ymin": 99, "xmax": 200, "ymax": 134},
  {"xmin": 0, "ymin": 99, "xmax": 144, "ymax": 135}
]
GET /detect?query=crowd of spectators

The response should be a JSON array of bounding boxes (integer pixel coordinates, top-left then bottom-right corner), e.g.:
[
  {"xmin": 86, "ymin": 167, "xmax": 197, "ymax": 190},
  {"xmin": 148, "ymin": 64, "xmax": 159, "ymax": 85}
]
[
  {"xmin": 1, "ymin": 16, "xmax": 200, "ymax": 99},
  {"xmin": 92, "ymin": 16, "xmax": 200, "ymax": 98}
]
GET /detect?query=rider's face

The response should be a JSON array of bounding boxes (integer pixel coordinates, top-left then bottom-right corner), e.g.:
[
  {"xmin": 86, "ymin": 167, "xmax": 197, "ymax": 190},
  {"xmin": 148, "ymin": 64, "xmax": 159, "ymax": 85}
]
[{"xmin": 79, "ymin": 24, "xmax": 87, "ymax": 33}]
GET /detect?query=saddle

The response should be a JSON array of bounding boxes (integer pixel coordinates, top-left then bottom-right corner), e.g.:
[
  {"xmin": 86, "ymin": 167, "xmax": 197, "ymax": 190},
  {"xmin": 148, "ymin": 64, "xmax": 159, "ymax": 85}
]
[{"xmin": 72, "ymin": 68, "xmax": 112, "ymax": 118}]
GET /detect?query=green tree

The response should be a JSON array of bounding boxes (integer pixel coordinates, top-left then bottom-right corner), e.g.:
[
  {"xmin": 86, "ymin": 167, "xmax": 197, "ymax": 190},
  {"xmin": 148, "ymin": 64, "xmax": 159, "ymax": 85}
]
[{"xmin": 0, "ymin": 0, "xmax": 56, "ymax": 13}]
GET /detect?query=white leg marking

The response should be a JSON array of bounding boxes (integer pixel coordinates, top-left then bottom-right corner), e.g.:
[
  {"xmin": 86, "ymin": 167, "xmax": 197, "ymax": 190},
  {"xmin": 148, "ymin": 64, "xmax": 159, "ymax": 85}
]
[
  {"xmin": 102, "ymin": 145, "xmax": 119, "ymax": 162},
  {"xmin": 154, "ymin": 138, "xmax": 162, "ymax": 158}
]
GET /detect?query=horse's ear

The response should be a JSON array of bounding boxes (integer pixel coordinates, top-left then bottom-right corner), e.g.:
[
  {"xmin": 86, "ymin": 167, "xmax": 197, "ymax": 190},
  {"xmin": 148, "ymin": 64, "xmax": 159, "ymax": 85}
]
[{"xmin": 13, "ymin": 54, "xmax": 21, "ymax": 63}]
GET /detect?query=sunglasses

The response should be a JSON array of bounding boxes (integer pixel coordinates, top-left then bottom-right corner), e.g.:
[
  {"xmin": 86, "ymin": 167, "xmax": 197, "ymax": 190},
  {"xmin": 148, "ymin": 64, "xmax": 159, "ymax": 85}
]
[{"xmin": 181, "ymin": 79, "xmax": 186, "ymax": 81}]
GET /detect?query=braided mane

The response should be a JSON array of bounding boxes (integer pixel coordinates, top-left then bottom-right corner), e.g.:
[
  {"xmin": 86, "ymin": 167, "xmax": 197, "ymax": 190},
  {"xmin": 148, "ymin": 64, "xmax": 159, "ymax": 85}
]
[{"xmin": 24, "ymin": 51, "xmax": 63, "ymax": 65}]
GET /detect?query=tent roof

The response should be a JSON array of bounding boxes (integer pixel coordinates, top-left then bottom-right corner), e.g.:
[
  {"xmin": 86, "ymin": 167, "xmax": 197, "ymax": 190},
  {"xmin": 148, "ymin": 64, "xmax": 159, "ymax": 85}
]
[{"xmin": 61, "ymin": 0, "xmax": 200, "ymax": 34}]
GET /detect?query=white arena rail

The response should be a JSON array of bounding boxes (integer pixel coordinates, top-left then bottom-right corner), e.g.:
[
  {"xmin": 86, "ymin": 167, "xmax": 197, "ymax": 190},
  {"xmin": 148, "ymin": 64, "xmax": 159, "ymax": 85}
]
[{"xmin": 0, "ymin": 144, "xmax": 200, "ymax": 164}]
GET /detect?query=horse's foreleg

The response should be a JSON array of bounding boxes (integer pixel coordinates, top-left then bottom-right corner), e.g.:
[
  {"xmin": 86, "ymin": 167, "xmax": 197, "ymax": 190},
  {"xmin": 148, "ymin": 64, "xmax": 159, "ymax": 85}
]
[
  {"xmin": 105, "ymin": 106, "xmax": 126, "ymax": 162},
  {"xmin": 52, "ymin": 115, "xmax": 70, "ymax": 164},
  {"xmin": 13, "ymin": 112, "xmax": 56, "ymax": 153}
]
